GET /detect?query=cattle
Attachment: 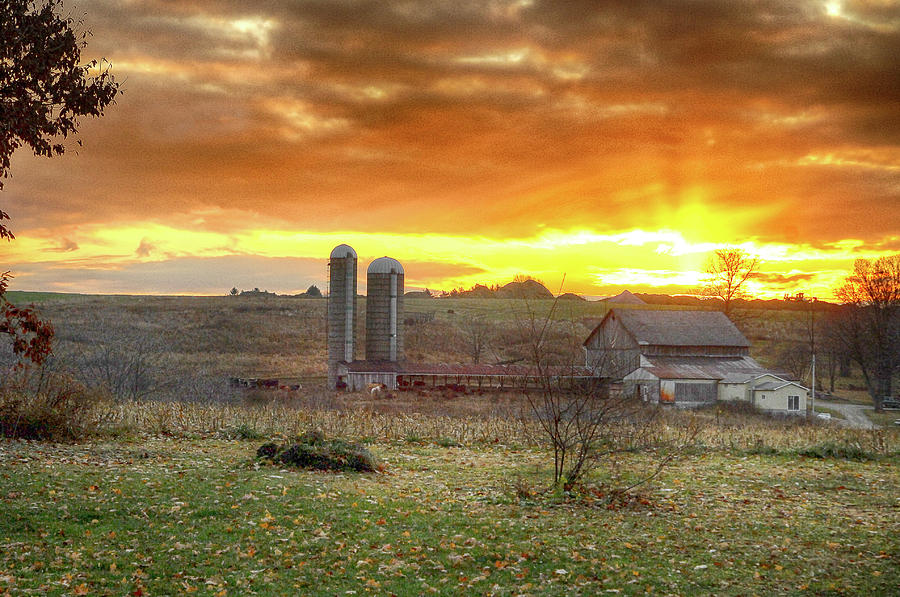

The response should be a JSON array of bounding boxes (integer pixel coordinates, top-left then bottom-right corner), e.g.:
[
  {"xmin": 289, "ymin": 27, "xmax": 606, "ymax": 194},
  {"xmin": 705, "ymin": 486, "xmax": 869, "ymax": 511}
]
[
  {"xmin": 367, "ymin": 382, "xmax": 388, "ymax": 396},
  {"xmin": 229, "ymin": 377, "xmax": 302, "ymax": 392}
]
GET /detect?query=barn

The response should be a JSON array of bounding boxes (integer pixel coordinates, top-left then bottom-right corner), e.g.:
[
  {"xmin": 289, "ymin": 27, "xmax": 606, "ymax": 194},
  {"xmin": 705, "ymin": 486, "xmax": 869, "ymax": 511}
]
[{"xmin": 584, "ymin": 309, "xmax": 807, "ymax": 410}]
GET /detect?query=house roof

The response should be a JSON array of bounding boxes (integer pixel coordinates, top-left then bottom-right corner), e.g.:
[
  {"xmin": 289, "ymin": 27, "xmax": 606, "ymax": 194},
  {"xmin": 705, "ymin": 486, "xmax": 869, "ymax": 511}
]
[
  {"xmin": 586, "ymin": 309, "xmax": 750, "ymax": 348},
  {"xmin": 720, "ymin": 372, "xmax": 777, "ymax": 384},
  {"xmin": 625, "ymin": 355, "xmax": 768, "ymax": 381},
  {"xmin": 754, "ymin": 381, "xmax": 809, "ymax": 392}
]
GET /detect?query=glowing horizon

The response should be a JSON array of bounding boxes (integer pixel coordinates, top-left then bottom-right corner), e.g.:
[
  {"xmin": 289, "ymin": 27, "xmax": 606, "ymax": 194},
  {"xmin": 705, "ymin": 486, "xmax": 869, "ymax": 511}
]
[{"xmin": 5, "ymin": 214, "xmax": 894, "ymax": 300}]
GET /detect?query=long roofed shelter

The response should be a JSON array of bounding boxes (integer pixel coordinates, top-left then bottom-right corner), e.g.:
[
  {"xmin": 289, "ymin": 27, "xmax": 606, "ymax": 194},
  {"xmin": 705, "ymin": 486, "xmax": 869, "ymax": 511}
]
[{"xmin": 336, "ymin": 360, "xmax": 597, "ymax": 393}]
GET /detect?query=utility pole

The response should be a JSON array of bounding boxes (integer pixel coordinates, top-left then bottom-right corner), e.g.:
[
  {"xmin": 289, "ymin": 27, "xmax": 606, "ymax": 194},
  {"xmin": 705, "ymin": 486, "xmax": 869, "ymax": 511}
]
[
  {"xmin": 806, "ymin": 296, "xmax": 818, "ymax": 418},
  {"xmin": 811, "ymin": 353, "xmax": 816, "ymax": 417}
]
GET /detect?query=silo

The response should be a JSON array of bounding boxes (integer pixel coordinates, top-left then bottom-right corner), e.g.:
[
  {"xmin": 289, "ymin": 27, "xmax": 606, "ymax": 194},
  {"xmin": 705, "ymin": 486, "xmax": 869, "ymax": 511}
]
[
  {"xmin": 327, "ymin": 244, "xmax": 357, "ymax": 389},
  {"xmin": 366, "ymin": 257, "xmax": 404, "ymax": 362}
]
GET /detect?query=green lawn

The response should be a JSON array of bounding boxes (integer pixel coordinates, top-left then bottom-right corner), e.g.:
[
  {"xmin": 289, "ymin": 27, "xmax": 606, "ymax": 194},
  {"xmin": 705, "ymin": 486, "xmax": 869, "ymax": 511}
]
[
  {"xmin": 2, "ymin": 438, "xmax": 897, "ymax": 596},
  {"xmin": 867, "ymin": 409, "xmax": 900, "ymax": 428}
]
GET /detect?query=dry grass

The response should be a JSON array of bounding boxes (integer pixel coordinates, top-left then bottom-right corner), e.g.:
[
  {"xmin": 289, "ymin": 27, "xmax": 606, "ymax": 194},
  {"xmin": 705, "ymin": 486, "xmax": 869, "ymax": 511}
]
[
  {"xmin": 3, "ymin": 292, "xmax": 893, "ymax": 452},
  {"xmin": 3, "ymin": 293, "xmax": 883, "ymax": 404},
  {"xmin": 87, "ymin": 393, "xmax": 900, "ymax": 460}
]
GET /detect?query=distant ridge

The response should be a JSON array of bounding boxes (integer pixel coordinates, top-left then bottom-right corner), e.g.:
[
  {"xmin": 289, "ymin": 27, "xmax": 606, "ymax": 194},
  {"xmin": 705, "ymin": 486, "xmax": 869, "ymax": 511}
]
[
  {"xmin": 634, "ymin": 293, "xmax": 839, "ymax": 311},
  {"xmin": 449, "ymin": 279, "xmax": 554, "ymax": 299},
  {"xmin": 456, "ymin": 284, "xmax": 495, "ymax": 298},
  {"xmin": 495, "ymin": 279, "xmax": 553, "ymax": 299},
  {"xmin": 601, "ymin": 290, "xmax": 645, "ymax": 305}
]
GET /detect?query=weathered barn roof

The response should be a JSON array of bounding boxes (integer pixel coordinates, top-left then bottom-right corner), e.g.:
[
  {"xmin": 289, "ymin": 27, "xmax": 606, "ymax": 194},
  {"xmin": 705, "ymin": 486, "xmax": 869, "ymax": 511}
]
[
  {"xmin": 586, "ymin": 309, "xmax": 751, "ymax": 348},
  {"xmin": 625, "ymin": 355, "xmax": 768, "ymax": 381},
  {"xmin": 341, "ymin": 360, "xmax": 593, "ymax": 377}
]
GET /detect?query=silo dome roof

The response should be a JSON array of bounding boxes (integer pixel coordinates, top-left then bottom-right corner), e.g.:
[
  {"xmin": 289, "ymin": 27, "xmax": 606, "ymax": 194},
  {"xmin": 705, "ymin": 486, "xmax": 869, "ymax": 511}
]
[
  {"xmin": 367, "ymin": 256, "xmax": 404, "ymax": 274},
  {"xmin": 330, "ymin": 244, "xmax": 357, "ymax": 259}
]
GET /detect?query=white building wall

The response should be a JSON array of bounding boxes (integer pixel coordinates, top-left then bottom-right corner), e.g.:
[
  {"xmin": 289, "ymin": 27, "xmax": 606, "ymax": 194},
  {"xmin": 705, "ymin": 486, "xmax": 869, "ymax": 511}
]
[
  {"xmin": 718, "ymin": 382, "xmax": 749, "ymax": 402},
  {"xmin": 754, "ymin": 384, "xmax": 808, "ymax": 413}
]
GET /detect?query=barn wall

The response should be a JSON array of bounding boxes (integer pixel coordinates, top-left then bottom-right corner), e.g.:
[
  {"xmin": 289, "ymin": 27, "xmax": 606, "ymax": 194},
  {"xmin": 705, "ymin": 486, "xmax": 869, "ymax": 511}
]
[
  {"xmin": 347, "ymin": 372, "xmax": 398, "ymax": 391},
  {"xmin": 643, "ymin": 345, "xmax": 750, "ymax": 357},
  {"xmin": 661, "ymin": 379, "xmax": 717, "ymax": 405},
  {"xmin": 718, "ymin": 382, "xmax": 749, "ymax": 402},
  {"xmin": 624, "ymin": 379, "xmax": 659, "ymax": 403},
  {"xmin": 585, "ymin": 317, "xmax": 640, "ymax": 377},
  {"xmin": 674, "ymin": 381, "xmax": 717, "ymax": 404}
]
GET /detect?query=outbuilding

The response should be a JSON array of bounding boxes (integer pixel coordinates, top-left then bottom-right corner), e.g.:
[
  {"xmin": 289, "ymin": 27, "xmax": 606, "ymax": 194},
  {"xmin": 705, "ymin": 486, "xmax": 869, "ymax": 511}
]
[{"xmin": 752, "ymin": 380, "xmax": 809, "ymax": 413}]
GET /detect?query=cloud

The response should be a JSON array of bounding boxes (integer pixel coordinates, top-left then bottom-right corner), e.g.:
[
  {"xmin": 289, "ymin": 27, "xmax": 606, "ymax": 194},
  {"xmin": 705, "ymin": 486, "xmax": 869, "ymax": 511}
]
[
  {"xmin": 136, "ymin": 238, "xmax": 156, "ymax": 258},
  {"xmin": 754, "ymin": 272, "xmax": 818, "ymax": 285},
  {"xmin": 2, "ymin": 0, "xmax": 897, "ymax": 296},
  {"xmin": 46, "ymin": 238, "xmax": 79, "ymax": 253},
  {"xmin": 10, "ymin": 255, "xmax": 327, "ymax": 295}
]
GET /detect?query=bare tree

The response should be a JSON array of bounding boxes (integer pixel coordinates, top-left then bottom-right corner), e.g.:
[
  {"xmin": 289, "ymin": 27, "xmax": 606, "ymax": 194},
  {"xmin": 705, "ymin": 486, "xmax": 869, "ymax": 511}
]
[
  {"xmin": 520, "ymin": 296, "xmax": 697, "ymax": 492},
  {"xmin": 834, "ymin": 255, "xmax": 900, "ymax": 411},
  {"xmin": 457, "ymin": 315, "xmax": 495, "ymax": 364},
  {"xmin": 702, "ymin": 248, "xmax": 760, "ymax": 318},
  {"xmin": 775, "ymin": 343, "xmax": 811, "ymax": 383},
  {"xmin": 818, "ymin": 312, "xmax": 848, "ymax": 394}
]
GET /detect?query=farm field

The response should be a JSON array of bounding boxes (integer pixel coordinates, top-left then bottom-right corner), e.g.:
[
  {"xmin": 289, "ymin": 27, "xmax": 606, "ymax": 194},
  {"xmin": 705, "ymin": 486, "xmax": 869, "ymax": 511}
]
[
  {"xmin": 1, "ymin": 291, "xmax": 875, "ymax": 399},
  {"xmin": 2, "ymin": 292, "xmax": 898, "ymax": 594},
  {"xmin": 1, "ymin": 432, "xmax": 898, "ymax": 596}
]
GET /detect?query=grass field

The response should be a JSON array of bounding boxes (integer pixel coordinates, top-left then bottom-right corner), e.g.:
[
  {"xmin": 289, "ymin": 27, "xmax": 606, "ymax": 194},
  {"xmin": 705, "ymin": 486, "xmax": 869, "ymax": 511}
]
[
  {"xmin": 2, "ymin": 293, "xmax": 898, "ymax": 594},
  {"xmin": 866, "ymin": 410, "xmax": 900, "ymax": 428},
  {"xmin": 1, "ymin": 432, "xmax": 898, "ymax": 596}
]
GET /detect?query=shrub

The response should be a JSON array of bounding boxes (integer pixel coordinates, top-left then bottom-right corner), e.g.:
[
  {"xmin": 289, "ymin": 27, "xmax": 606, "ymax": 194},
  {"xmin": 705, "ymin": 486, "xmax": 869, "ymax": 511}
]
[
  {"xmin": 219, "ymin": 423, "xmax": 264, "ymax": 440},
  {"xmin": 0, "ymin": 373, "xmax": 104, "ymax": 441},
  {"xmin": 257, "ymin": 431, "xmax": 379, "ymax": 472},
  {"xmin": 797, "ymin": 442, "xmax": 877, "ymax": 461}
]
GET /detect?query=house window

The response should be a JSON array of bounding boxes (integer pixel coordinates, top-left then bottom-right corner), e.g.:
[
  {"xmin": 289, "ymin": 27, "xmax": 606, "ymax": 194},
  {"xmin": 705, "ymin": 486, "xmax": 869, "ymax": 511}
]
[{"xmin": 788, "ymin": 395, "xmax": 800, "ymax": 411}]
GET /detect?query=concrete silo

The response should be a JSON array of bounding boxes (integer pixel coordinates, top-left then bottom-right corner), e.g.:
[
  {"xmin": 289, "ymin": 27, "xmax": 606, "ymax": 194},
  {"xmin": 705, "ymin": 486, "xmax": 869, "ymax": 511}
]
[
  {"xmin": 327, "ymin": 244, "xmax": 357, "ymax": 389},
  {"xmin": 366, "ymin": 257, "xmax": 404, "ymax": 362}
]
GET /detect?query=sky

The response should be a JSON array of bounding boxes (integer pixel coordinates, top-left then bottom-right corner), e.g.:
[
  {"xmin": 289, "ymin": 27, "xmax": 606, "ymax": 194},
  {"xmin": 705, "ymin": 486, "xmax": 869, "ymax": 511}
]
[{"xmin": 2, "ymin": 0, "xmax": 898, "ymax": 299}]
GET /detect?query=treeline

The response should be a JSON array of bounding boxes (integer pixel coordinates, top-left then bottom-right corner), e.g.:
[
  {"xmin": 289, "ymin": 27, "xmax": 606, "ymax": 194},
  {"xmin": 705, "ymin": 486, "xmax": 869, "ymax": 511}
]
[
  {"xmin": 634, "ymin": 293, "xmax": 840, "ymax": 312},
  {"xmin": 229, "ymin": 285, "xmax": 323, "ymax": 298}
]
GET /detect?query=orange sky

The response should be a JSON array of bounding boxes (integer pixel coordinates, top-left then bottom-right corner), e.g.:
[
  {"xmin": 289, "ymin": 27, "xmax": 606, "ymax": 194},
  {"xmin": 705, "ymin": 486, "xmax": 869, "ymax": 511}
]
[{"xmin": 2, "ymin": 0, "xmax": 898, "ymax": 299}]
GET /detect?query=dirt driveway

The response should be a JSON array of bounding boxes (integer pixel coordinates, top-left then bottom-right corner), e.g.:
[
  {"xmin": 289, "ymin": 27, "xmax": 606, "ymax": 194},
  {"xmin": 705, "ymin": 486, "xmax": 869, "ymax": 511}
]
[{"xmin": 815, "ymin": 399, "xmax": 877, "ymax": 429}]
